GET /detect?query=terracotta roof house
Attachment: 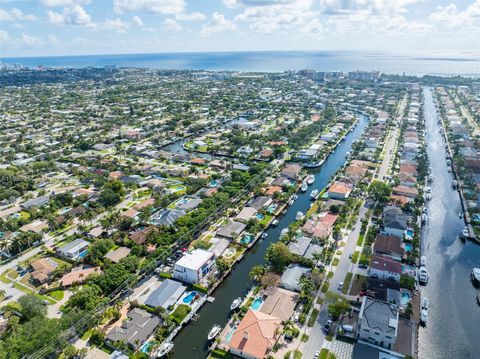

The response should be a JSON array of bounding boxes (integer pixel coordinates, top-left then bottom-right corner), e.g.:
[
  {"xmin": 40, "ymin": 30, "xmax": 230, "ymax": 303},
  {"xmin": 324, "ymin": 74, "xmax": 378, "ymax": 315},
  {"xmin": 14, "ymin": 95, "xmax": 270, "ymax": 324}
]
[
  {"xmin": 134, "ymin": 198, "xmax": 155, "ymax": 210},
  {"xmin": 122, "ymin": 208, "xmax": 139, "ymax": 219},
  {"xmin": 30, "ymin": 258, "xmax": 57, "ymax": 284},
  {"xmin": 203, "ymin": 187, "xmax": 218, "ymax": 197},
  {"xmin": 302, "ymin": 212, "xmax": 339, "ymax": 239},
  {"xmin": 327, "ymin": 181, "xmax": 353, "ymax": 200},
  {"xmin": 368, "ymin": 255, "xmax": 402, "ymax": 282},
  {"xmin": 399, "ymin": 164, "xmax": 417, "ymax": 176},
  {"xmin": 109, "ymin": 171, "xmax": 124, "ymax": 180},
  {"xmin": 191, "ymin": 157, "xmax": 206, "ymax": 165},
  {"xmin": 129, "ymin": 226, "xmax": 156, "ymax": 245},
  {"xmin": 260, "ymin": 148, "xmax": 273, "ymax": 158},
  {"xmin": 264, "ymin": 185, "xmax": 282, "ymax": 197},
  {"xmin": 229, "ymin": 309, "xmax": 282, "ymax": 359},
  {"xmin": 392, "ymin": 185, "xmax": 418, "ymax": 199},
  {"xmin": 61, "ymin": 266, "xmax": 101, "ymax": 287},
  {"xmin": 373, "ymin": 235, "xmax": 404, "ymax": 261},
  {"xmin": 397, "ymin": 173, "xmax": 417, "ymax": 187}
]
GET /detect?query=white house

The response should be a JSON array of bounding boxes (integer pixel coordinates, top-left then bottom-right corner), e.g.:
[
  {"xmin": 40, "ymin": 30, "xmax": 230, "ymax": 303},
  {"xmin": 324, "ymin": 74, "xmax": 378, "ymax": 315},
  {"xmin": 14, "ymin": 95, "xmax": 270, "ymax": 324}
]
[
  {"xmin": 382, "ymin": 206, "xmax": 409, "ymax": 239},
  {"xmin": 357, "ymin": 297, "xmax": 399, "ymax": 350},
  {"xmin": 172, "ymin": 249, "xmax": 216, "ymax": 284},
  {"xmin": 368, "ymin": 255, "xmax": 402, "ymax": 282}
]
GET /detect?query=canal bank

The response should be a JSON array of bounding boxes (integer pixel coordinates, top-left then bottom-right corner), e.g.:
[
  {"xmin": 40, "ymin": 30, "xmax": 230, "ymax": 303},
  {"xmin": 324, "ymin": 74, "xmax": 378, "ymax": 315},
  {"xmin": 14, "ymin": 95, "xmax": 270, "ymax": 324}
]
[
  {"xmin": 419, "ymin": 87, "xmax": 480, "ymax": 359},
  {"xmin": 170, "ymin": 114, "xmax": 370, "ymax": 359}
]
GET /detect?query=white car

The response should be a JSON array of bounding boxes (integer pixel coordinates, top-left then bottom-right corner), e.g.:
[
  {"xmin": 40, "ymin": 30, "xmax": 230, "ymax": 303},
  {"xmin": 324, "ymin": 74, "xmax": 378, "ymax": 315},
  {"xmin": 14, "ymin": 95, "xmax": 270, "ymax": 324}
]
[
  {"xmin": 314, "ymin": 350, "xmax": 320, "ymax": 359},
  {"xmin": 338, "ymin": 281, "xmax": 344, "ymax": 290}
]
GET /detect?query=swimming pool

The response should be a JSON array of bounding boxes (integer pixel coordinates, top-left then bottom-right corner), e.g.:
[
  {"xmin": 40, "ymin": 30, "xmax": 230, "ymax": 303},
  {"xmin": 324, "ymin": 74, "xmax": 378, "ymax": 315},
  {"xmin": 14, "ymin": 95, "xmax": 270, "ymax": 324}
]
[
  {"xmin": 183, "ymin": 291, "xmax": 197, "ymax": 304},
  {"xmin": 250, "ymin": 297, "xmax": 264, "ymax": 311},
  {"xmin": 241, "ymin": 234, "xmax": 254, "ymax": 245},
  {"xmin": 400, "ymin": 290, "xmax": 411, "ymax": 307},
  {"xmin": 225, "ymin": 326, "xmax": 237, "ymax": 343},
  {"xmin": 405, "ymin": 229, "xmax": 414, "ymax": 237},
  {"xmin": 256, "ymin": 213, "xmax": 265, "ymax": 220},
  {"xmin": 404, "ymin": 243, "xmax": 413, "ymax": 252},
  {"xmin": 209, "ymin": 180, "xmax": 218, "ymax": 188},
  {"xmin": 140, "ymin": 341, "xmax": 154, "ymax": 353},
  {"xmin": 77, "ymin": 250, "xmax": 88, "ymax": 259},
  {"xmin": 58, "ymin": 207, "xmax": 72, "ymax": 215},
  {"xmin": 267, "ymin": 204, "xmax": 277, "ymax": 214}
]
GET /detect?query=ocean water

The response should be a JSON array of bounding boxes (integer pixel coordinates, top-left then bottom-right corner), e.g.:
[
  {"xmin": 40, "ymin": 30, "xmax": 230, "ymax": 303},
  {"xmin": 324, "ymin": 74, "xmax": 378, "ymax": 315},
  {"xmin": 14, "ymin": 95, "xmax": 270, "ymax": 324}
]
[{"xmin": 2, "ymin": 51, "xmax": 480, "ymax": 76}]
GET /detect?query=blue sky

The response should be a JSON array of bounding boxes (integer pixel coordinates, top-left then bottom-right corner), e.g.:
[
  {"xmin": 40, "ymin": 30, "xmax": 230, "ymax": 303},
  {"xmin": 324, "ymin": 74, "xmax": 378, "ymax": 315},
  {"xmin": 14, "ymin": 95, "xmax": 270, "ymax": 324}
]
[{"xmin": 0, "ymin": 0, "xmax": 479, "ymax": 58}]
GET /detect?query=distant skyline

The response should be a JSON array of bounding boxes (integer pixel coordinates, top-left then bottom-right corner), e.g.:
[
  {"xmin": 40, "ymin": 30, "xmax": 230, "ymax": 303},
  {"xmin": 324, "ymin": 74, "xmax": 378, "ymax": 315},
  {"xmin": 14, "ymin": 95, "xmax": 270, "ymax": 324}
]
[{"xmin": 1, "ymin": 0, "xmax": 480, "ymax": 58}]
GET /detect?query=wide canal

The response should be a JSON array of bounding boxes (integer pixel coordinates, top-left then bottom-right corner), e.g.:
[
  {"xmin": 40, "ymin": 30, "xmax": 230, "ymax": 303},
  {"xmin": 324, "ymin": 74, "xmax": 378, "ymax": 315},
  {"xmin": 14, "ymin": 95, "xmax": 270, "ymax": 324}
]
[
  {"xmin": 419, "ymin": 87, "xmax": 480, "ymax": 358},
  {"xmin": 171, "ymin": 113, "xmax": 370, "ymax": 358}
]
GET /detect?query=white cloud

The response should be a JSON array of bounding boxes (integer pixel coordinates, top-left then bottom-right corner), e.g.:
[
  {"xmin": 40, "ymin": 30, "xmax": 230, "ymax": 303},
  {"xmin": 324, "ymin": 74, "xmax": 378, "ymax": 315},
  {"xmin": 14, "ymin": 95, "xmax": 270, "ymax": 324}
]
[
  {"xmin": 0, "ymin": 8, "xmax": 37, "ymax": 21},
  {"xmin": 429, "ymin": 1, "xmax": 480, "ymax": 30},
  {"xmin": 201, "ymin": 12, "xmax": 237, "ymax": 36},
  {"xmin": 222, "ymin": 0, "xmax": 239, "ymax": 8},
  {"xmin": 300, "ymin": 18, "xmax": 323, "ymax": 34},
  {"xmin": 235, "ymin": 0, "xmax": 317, "ymax": 34},
  {"xmin": 40, "ymin": 0, "xmax": 90, "ymax": 7},
  {"xmin": 101, "ymin": 18, "xmax": 130, "ymax": 32},
  {"xmin": 113, "ymin": 0, "xmax": 185, "ymax": 15},
  {"xmin": 0, "ymin": 30, "xmax": 12, "ymax": 44},
  {"xmin": 164, "ymin": 18, "xmax": 183, "ymax": 31},
  {"xmin": 48, "ymin": 5, "xmax": 93, "ymax": 26},
  {"xmin": 132, "ymin": 15, "xmax": 144, "ymax": 26},
  {"xmin": 0, "ymin": 30, "xmax": 44, "ymax": 49},
  {"xmin": 175, "ymin": 12, "xmax": 206, "ymax": 21}
]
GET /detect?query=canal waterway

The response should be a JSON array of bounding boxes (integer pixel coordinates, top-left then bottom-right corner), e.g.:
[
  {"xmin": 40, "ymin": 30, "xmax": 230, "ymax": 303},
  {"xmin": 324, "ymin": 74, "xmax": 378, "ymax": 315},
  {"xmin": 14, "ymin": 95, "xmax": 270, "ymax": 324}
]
[
  {"xmin": 418, "ymin": 87, "xmax": 480, "ymax": 358},
  {"xmin": 171, "ymin": 113, "xmax": 370, "ymax": 358}
]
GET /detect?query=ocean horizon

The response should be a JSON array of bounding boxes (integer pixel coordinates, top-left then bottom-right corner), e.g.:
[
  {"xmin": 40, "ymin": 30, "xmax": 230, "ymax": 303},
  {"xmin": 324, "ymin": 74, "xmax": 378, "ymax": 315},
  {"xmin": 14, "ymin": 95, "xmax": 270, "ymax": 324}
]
[{"xmin": 2, "ymin": 50, "xmax": 480, "ymax": 77}]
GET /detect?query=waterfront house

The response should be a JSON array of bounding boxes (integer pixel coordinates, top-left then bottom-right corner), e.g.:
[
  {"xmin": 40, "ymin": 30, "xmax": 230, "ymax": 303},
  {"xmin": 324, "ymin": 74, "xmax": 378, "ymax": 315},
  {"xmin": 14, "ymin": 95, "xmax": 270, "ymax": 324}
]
[
  {"xmin": 248, "ymin": 196, "xmax": 273, "ymax": 210},
  {"xmin": 392, "ymin": 185, "xmax": 417, "ymax": 199},
  {"xmin": 280, "ymin": 265, "xmax": 311, "ymax": 292},
  {"xmin": 357, "ymin": 296, "xmax": 398, "ymax": 350},
  {"xmin": 281, "ymin": 163, "xmax": 302, "ymax": 180},
  {"xmin": 373, "ymin": 235, "xmax": 404, "ymax": 261},
  {"xmin": 57, "ymin": 238, "xmax": 89, "ymax": 260},
  {"xmin": 302, "ymin": 212, "xmax": 339, "ymax": 240},
  {"xmin": 144, "ymin": 279, "xmax": 187, "ymax": 309},
  {"xmin": 260, "ymin": 287, "xmax": 298, "ymax": 322},
  {"xmin": 382, "ymin": 206, "xmax": 410, "ymax": 239},
  {"xmin": 229, "ymin": 309, "xmax": 282, "ymax": 359},
  {"xmin": 106, "ymin": 308, "xmax": 161, "ymax": 351},
  {"xmin": 235, "ymin": 207, "xmax": 258, "ymax": 224},
  {"xmin": 172, "ymin": 249, "xmax": 216, "ymax": 284},
  {"xmin": 368, "ymin": 255, "xmax": 402, "ymax": 282},
  {"xmin": 217, "ymin": 220, "xmax": 246, "ymax": 240},
  {"xmin": 61, "ymin": 265, "xmax": 101, "ymax": 287},
  {"xmin": 327, "ymin": 181, "xmax": 353, "ymax": 200}
]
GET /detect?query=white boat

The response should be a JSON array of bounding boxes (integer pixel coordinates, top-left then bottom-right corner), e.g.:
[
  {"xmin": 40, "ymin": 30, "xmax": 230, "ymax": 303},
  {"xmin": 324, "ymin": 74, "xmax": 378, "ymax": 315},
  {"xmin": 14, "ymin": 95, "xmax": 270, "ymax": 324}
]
[
  {"xmin": 452, "ymin": 180, "xmax": 458, "ymax": 188},
  {"xmin": 425, "ymin": 186, "xmax": 432, "ymax": 193},
  {"xmin": 230, "ymin": 297, "xmax": 242, "ymax": 311},
  {"xmin": 418, "ymin": 266, "xmax": 429, "ymax": 285},
  {"xmin": 296, "ymin": 212, "xmax": 304, "ymax": 221},
  {"xmin": 420, "ymin": 298, "xmax": 429, "ymax": 325},
  {"xmin": 420, "ymin": 256, "xmax": 427, "ymax": 267},
  {"xmin": 459, "ymin": 212, "xmax": 463, "ymax": 218},
  {"xmin": 156, "ymin": 342, "xmax": 174, "ymax": 357},
  {"xmin": 301, "ymin": 182, "xmax": 308, "ymax": 192},
  {"xmin": 471, "ymin": 268, "xmax": 480, "ymax": 286},
  {"xmin": 425, "ymin": 193, "xmax": 432, "ymax": 201},
  {"xmin": 261, "ymin": 232, "xmax": 268, "ymax": 239},
  {"xmin": 447, "ymin": 167, "xmax": 452, "ymax": 173},
  {"xmin": 288, "ymin": 199, "xmax": 294, "ymax": 206},
  {"xmin": 307, "ymin": 175, "xmax": 315, "ymax": 185},
  {"xmin": 293, "ymin": 195, "xmax": 298, "ymax": 200},
  {"xmin": 428, "ymin": 174, "xmax": 433, "ymax": 182},
  {"xmin": 345, "ymin": 151, "xmax": 351, "ymax": 158},
  {"xmin": 280, "ymin": 228, "xmax": 289, "ymax": 237},
  {"xmin": 272, "ymin": 219, "xmax": 279, "ymax": 226},
  {"xmin": 421, "ymin": 213, "xmax": 428, "ymax": 224},
  {"xmin": 460, "ymin": 227, "xmax": 469, "ymax": 239},
  {"xmin": 310, "ymin": 189, "xmax": 319, "ymax": 200},
  {"xmin": 207, "ymin": 325, "xmax": 222, "ymax": 341}
]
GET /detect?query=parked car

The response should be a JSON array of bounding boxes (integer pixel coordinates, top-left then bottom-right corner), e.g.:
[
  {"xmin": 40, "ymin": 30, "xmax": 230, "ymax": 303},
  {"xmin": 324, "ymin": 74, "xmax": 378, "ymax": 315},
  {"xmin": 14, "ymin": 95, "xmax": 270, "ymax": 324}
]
[
  {"xmin": 323, "ymin": 319, "xmax": 332, "ymax": 333},
  {"xmin": 338, "ymin": 281, "xmax": 344, "ymax": 290},
  {"xmin": 314, "ymin": 350, "xmax": 320, "ymax": 359}
]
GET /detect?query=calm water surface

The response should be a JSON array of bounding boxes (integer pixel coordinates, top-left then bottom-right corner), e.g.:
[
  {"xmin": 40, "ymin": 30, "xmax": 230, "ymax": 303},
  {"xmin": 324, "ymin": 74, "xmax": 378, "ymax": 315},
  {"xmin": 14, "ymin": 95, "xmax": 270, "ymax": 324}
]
[{"xmin": 418, "ymin": 87, "xmax": 480, "ymax": 358}]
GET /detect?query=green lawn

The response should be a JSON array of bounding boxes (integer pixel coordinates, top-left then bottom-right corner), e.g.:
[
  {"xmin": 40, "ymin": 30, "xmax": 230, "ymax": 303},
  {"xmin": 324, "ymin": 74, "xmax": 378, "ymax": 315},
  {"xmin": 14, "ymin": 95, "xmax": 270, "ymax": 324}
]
[
  {"xmin": 307, "ymin": 308, "xmax": 319, "ymax": 327},
  {"xmin": 0, "ymin": 270, "xmax": 13, "ymax": 284},
  {"xmin": 321, "ymin": 282, "xmax": 330, "ymax": 293},
  {"xmin": 47, "ymin": 290, "xmax": 65, "ymax": 301},
  {"xmin": 259, "ymin": 214, "xmax": 273, "ymax": 228},
  {"xmin": 332, "ymin": 258, "xmax": 339, "ymax": 266},
  {"xmin": 356, "ymin": 233, "xmax": 365, "ymax": 246},
  {"xmin": 351, "ymin": 251, "xmax": 359, "ymax": 263},
  {"xmin": 341, "ymin": 272, "xmax": 353, "ymax": 295}
]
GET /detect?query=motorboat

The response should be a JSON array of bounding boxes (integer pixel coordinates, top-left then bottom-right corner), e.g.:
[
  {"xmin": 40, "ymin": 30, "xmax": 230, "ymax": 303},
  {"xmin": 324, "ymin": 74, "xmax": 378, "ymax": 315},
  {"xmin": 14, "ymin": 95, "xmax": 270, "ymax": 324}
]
[
  {"xmin": 345, "ymin": 151, "xmax": 351, "ymax": 158},
  {"xmin": 447, "ymin": 167, "xmax": 452, "ymax": 173},
  {"xmin": 307, "ymin": 175, "xmax": 315, "ymax": 185},
  {"xmin": 425, "ymin": 186, "xmax": 432, "ymax": 193},
  {"xmin": 420, "ymin": 297, "xmax": 429, "ymax": 325},
  {"xmin": 296, "ymin": 212, "xmax": 304, "ymax": 221},
  {"xmin": 293, "ymin": 195, "xmax": 298, "ymax": 200},
  {"xmin": 288, "ymin": 199, "xmax": 294, "ymax": 206},
  {"xmin": 301, "ymin": 182, "xmax": 308, "ymax": 192},
  {"xmin": 261, "ymin": 232, "xmax": 268, "ymax": 239},
  {"xmin": 459, "ymin": 212, "xmax": 463, "ymax": 218},
  {"xmin": 272, "ymin": 219, "xmax": 279, "ymax": 226},
  {"xmin": 420, "ymin": 255, "xmax": 427, "ymax": 267},
  {"xmin": 156, "ymin": 342, "xmax": 174, "ymax": 357},
  {"xmin": 452, "ymin": 180, "xmax": 458, "ymax": 189},
  {"xmin": 421, "ymin": 213, "xmax": 428, "ymax": 224},
  {"xmin": 418, "ymin": 266, "xmax": 429, "ymax": 285},
  {"xmin": 230, "ymin": 297, "xmax": 242, "ymax": 311},
  {"xmin": 460, "ymin": 227, "xmax": 469, "ymax": 239},
  {"xmin": 471, "ymin": 268, "xmax": 480, "ymax": 287},
  {"xmin": 207, "ymin": 325, "xmax": 222, "ymax": 341},
  {"xmin": 425, "ymin": 193, "xmax": 432, "ymax": 201},
  {"xmin": 310, "ymin": 189, "xmax": 319, "ymax": 200},
  {"xmin": 422, "ymin": 207, "xmax": 428, "ymax": 214},
  {"xmin": 280, "ymin": 228, "xmax": 289, "ymax": 237},
  {"xmin": 428, "ymin": 174, "xmax": 433, "ymax": 182}
]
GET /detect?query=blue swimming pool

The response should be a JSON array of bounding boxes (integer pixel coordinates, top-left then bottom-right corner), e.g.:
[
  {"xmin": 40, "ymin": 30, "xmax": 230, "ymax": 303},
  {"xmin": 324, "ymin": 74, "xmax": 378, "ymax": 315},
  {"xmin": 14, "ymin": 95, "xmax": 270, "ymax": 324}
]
[
  {"xmin": 77, "ymin": 250, "xmax": 88, "ymax": 259},
  {"xmin": 241, "ymin": 234, "xmax": 254, "ymax": 245},
  {"xmin": 401, "ymin": 291, "xmax": 411, "ymax": 307},
  {"xmin": 267, "ymin": 204, "xmax": 277, "ymax": 214},
  {"xmin": 140, "ymin": 341, "xmax": 153, "ymax": 353},
  {"xmin": 225, "ymin": 326, "xmax": 237, "ymax": 343},
  {"xmin": 406, "ymin": 229, "xmax": 414, "ymax": 237},
  {"xmin": 183, "ymin": 291, "xmax": 197, "ymax": 304},
  {"xmin": 209, "ymin": 180, "xmax": 218, "ymax": 188},
  {"xmin": 250, "ymin": 297, "xmax": 264, "ymax": 311},
  {"xmin": 404, "ymin": 243, "xmax": 413, "ymax": 252},
  {"xmin": 256, "ymin": 213, "xmax": 265, "ymax": 220}
]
